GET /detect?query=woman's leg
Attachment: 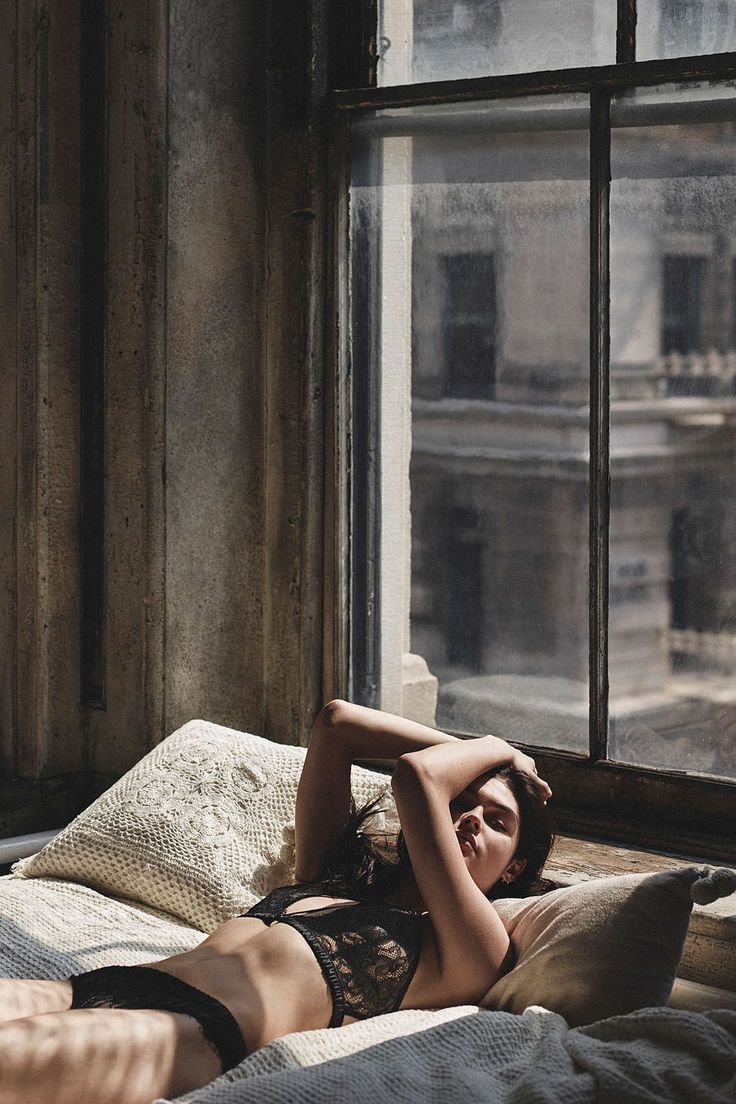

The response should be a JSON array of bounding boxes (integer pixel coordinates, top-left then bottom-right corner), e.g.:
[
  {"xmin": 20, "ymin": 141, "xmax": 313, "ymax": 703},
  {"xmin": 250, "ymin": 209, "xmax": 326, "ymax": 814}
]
[
  {"xmin": 0, "ymin": 1005, "xmax": 222, "ymax": 1104},
  {"xmin": 0, "ymin": 977, "xmax": 72, "ymax": 1024}
]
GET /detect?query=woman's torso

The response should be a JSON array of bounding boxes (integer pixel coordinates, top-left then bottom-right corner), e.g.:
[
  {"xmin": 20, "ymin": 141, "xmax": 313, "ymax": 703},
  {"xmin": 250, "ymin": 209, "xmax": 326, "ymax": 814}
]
[{"xmin": 149, "ymin": 886, "xmax": 475, "ymax": 1052}]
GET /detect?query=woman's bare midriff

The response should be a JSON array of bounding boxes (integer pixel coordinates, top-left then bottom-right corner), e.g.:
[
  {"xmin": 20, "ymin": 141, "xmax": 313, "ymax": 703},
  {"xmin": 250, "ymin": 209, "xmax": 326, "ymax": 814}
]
[{"xmin": 145, "ymin": 895, "xmax": 448, "ymax": 1053}]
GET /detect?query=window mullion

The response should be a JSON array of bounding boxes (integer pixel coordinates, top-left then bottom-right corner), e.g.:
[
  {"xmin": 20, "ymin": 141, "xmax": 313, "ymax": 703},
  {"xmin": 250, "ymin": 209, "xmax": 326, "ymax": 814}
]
[
  {"xmin": 616, "ymin": 0, "xmax": 637, "ymax": 64},
  {"xmin": 349, "ymin": 132, "xmax": 383, "ymax": 708},
  {"xmin": 589, "ymin": 86, "xmax": 612, "ymax": 764}
]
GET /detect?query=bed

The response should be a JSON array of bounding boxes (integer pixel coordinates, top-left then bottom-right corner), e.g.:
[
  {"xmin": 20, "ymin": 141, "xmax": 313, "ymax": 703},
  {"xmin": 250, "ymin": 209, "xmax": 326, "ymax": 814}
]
[{"xmin": 1, "ymin": 720, "xmax": 735, "ymax": 1103}]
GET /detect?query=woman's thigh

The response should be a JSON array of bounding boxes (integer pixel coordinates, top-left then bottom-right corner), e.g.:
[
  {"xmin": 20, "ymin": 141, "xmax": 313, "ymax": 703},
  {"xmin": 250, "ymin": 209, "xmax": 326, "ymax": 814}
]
[
  {"xmin": 0, "ymin": 1006, "xmax": 221, "ymax": 1104},
  {"xmin": 0, "ymin": 977, "xmax": 72, "ymax": 1023}
]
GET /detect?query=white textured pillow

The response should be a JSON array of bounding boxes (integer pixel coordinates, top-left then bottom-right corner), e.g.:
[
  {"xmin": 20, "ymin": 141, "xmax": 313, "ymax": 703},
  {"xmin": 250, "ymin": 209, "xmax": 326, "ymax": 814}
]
[
  {"xmin": 483, "ymin": 866, "xmax": 736, "ymax": 1027},
  {"xmin": 13, "ymin": 720, "xmax": 392, "ymax": 931}
]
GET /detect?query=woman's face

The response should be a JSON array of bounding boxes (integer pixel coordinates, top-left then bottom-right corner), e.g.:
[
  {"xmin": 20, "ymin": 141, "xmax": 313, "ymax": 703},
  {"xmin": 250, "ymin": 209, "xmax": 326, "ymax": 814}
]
[{"xmin": 449, "ymin": 775, "xmax": 526, "ymax": 894}]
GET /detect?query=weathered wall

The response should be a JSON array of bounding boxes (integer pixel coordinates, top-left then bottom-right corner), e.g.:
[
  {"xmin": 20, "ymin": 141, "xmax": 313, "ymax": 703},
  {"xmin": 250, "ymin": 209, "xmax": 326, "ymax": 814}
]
[
  {"xmin": 1, "ymin": 2, "xmax": 83, "ymax": 787},
  {"xmin": 164, "ymin": 0, "xmax": 267, "ymax": 737},
  {"xmin": 164, "ymin": 0, "xmax": 328, "ymax": 745},
  {"xmin": 0, "ymin": 0, "xmax": 19, "ymax": 777},
  {"xmin": 0, "ymin": 0, "xmax": 328, "ymax": 830},
  {"xmin": 84, "ymin": 0, "xmax": 169, "ymax": 780}
]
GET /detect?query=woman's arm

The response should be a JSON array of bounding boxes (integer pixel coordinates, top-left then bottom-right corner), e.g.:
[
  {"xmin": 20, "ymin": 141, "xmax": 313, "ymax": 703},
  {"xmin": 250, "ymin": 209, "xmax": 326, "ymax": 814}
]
[
  {"xmin": 294, "ymin": 700, "xmax": 460, "ymax": 883},
  {"xmin": 396, "ymin": 736, "xmax": 550, "ymax": 807},
  {"xmin": 391, "ymin": 739, "xmax": 550, "ymax": 1000}
]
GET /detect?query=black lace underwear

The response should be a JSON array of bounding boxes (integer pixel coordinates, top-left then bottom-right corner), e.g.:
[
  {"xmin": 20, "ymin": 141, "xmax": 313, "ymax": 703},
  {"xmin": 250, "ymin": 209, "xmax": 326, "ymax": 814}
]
[
  {"xmin": 243, "ymin": 883, "xmax": 423, "ymax": 1027},
  {"xmin": 69, "ymin": 965, "xmax": 248, "ymax": 1072}
]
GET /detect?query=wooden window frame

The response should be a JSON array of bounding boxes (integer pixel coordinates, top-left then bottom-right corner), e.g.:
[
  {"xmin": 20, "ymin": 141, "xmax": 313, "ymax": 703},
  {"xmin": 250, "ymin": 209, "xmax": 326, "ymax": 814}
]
[{"xmin": 326, "ymin": 0, "xmax": 736, "ymax": 862}]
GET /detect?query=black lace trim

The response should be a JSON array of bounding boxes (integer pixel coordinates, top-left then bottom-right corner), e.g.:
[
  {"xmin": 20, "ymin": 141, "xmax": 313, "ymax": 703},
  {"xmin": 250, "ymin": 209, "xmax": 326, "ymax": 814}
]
[
  {"xmin": 244, "ymin": 884, "xmax": 423, "ymax": 1023},
  {"xmin": 276, "ymin": 916, "xmax": 346, "ymax": 1027}
]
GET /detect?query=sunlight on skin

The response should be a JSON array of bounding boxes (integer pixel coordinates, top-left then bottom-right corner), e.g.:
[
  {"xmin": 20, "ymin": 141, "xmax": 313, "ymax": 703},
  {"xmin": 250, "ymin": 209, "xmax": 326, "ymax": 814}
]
[
  {"xmin": 0, "ymin": 978, "xmax": 72, "ymax": 1024},
  {"xmin": 0, "ymin": 1007, "xmax": 221, "ymax": 1104}
]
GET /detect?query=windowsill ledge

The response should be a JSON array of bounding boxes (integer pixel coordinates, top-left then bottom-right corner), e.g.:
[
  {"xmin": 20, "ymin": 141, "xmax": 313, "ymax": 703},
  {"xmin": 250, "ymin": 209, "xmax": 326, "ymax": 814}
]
[{"xmin": 545, "ymin": 834, "xmax": 736, "ymax": 996}]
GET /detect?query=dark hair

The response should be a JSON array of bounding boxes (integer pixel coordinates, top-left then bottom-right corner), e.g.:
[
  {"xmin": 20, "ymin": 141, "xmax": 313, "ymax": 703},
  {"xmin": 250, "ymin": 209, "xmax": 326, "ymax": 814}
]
[
  {"xmin": 318, "ymin": 793, "xmax": 407, "ymax": 901},
  {"xmin": 482, "ymin": 764, "xmax": 556, "ymax": 898},
  {"xmin": 319, "ymin": 765, "xmax": 555, "ymax": 901}
]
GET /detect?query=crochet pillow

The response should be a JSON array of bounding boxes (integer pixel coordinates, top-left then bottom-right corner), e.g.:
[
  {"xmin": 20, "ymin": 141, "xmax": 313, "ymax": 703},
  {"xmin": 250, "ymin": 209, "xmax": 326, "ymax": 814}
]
[
  {"xmin": 484, "ymin": 866, "xmax": 736, "ymax": 1027},
  {"xmin": 12, "ymin": 720, "xmax": 392, "ymax": 931}
]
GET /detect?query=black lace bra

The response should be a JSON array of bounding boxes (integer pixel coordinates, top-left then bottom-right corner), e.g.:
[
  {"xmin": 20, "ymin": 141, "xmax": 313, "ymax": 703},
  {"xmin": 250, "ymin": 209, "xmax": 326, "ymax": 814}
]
[{"xmin": 242, "ymin": 883, "xmax": 424, "ymax": 1027}]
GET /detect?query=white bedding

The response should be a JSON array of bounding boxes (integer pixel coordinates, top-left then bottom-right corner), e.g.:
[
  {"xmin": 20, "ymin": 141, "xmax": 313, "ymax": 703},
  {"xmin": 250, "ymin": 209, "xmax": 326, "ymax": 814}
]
[
  {"xmin": 1, "ymin": 876, "xmax": 733, "ymax": 1104},
  {"xmin": 0, "ymin": 876, "xmax": 203, "ymax": 979}
]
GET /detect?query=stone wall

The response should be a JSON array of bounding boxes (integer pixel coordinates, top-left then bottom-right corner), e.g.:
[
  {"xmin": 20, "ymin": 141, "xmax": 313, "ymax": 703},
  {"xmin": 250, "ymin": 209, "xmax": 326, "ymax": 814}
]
[{"xmin": 0, "ymin": 0, "xmax": 328, "ymax": 833}]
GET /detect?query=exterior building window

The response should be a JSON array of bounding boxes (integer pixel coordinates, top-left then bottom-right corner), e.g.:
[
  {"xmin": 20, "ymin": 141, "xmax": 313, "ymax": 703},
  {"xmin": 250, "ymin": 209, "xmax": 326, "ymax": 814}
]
[
  {"xmin": 669, "ymin": 508, "xmax": 691, "ymax": 632},
  {"xmin": 636, "ymin": 0, "xmax": 736, "ymax": 59},
  {"xmin": 445, "ymin": 507, "xmax": 484, "ymax": 669},
  {"xmin": 441, "ymin": 253, "xmax": 497, "ymax": 399},
  {"xmin": 412, "ymin": 2, "xmax": 503, "ymax": 83},
  {"xmin": 662, "ymin": 255, "xmax": 705, "ymax": 355}
]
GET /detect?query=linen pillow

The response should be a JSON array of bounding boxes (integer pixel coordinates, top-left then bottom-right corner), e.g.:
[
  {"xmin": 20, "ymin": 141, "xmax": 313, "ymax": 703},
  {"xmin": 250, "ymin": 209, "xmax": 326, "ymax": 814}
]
[
  {"xmin": 483, "ymin": 866, "xmax": 736, "ymax": 1027},
  {"xmin": 12, "ymin": 719, "xmax": 392, "ymax": 931}
]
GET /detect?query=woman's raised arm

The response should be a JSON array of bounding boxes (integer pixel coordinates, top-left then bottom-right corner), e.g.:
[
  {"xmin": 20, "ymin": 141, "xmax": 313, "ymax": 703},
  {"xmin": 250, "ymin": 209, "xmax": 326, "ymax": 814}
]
[
  {"xmin": 294, "ymin": 700, "xmax": 459, "ymax": 883},
  {"xmin": 391, "ymin": 738, "xmax": 551, "ymax": 1000}
]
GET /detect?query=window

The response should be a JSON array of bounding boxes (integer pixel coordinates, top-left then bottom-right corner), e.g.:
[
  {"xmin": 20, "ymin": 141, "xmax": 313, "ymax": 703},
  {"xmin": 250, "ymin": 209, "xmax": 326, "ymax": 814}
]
[
  {"xmin": 662, "ymin": 255, "xmax": 705, "ymax": 356},
  {"xmin": 332, "ymin": 1, "xmax": 736, "ymax": 860},
  {"xmin": 410, "ymin": 496, "xmax": 488, "ymax": 680},
  {"xmin": 440, "ymin": 253, "xmax": 497, "ymax": 399}
]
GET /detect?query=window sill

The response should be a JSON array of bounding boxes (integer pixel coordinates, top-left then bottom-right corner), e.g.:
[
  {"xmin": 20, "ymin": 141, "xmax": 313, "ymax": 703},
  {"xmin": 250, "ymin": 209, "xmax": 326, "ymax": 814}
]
[{"xmin": 546, "ymin": 834, "xmax": 736, "ymax": 996}]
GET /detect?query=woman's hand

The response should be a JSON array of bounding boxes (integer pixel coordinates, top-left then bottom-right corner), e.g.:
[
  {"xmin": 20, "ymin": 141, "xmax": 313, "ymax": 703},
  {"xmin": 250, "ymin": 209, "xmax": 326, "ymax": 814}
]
[
  {"xmin": 507, "ymin": 746, "xmax": 553, "ymax": 804},
  {"xmin": 472, "ymin": 737, "xmax": 551, "ymax": 808}
]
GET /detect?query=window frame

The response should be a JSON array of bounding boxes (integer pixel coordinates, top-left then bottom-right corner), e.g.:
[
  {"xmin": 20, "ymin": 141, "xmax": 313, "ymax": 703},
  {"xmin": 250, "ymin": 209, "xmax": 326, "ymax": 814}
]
[{"xmin": 326, "ymin": 2, "xmax": 736, "ymax": 862}]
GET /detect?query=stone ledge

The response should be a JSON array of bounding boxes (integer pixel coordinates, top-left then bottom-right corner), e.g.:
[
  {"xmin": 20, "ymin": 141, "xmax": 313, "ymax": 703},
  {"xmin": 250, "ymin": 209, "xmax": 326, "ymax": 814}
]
[{"xmin": 668, "ymin": 977, "xmax": 736, "ymax": 1011}]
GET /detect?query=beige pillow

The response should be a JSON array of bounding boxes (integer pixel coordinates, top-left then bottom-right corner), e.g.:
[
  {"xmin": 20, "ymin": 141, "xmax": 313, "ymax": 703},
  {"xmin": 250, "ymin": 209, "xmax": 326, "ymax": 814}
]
[
  {"xmin": 13, "ymin": 720, "xmax": 392, "ymax": 931},
  {"xmin": 484, "ymin": 866, "xmax": 736, "ymax": 1027}
]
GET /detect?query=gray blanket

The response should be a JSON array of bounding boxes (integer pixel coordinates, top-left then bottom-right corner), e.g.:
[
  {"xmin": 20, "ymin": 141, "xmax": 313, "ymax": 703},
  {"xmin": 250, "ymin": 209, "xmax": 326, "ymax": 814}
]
[{"xmin": 162, "ymin": 1003, "xmax": 736, "ymax": 1104}]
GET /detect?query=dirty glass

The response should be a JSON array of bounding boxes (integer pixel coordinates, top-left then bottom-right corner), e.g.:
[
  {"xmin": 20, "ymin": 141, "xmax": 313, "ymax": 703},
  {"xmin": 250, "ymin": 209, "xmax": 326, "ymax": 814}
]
[
  {"xmin": 608, "ymin": 81, "xmax": 736, "ymax": 779},
  {"xmin": 638, "ymin": 0, "xmax": 736, "ymax": 61},
  {"xmin": 350, "ymin": 96, "xmax": 590, "ymax": 750},
  {"xmin": 377, "ymin": 0, "xmax": 615, "ymax": 86}
]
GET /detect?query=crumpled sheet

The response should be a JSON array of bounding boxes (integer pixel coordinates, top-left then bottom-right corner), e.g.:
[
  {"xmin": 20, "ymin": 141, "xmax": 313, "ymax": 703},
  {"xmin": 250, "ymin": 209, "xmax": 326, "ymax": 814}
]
[{"xmin": 161, "ymin": 1003, "xmax": 736, "ymax": 1104}]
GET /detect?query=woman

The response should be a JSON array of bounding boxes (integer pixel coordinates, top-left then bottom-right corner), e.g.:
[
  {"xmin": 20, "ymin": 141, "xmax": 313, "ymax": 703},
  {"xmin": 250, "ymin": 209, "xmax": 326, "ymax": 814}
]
[{"xmin": 0, "ymin": 700, "xmax": 553, "ymax": 1104}]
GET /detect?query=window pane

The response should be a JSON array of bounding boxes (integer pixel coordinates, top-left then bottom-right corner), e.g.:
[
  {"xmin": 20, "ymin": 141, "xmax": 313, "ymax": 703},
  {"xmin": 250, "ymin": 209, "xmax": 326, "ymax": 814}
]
[
  {"xmin": 350, "ymin": 96, "xmax": 590, "ymax": 750},
  {"xmin": 609, "ymin": 81, "xmax": 736, "ymax": 780},
  {"xmin": 378, "ymin": 0, "xmax": 615, "ymax": 86},
  {"xmin": 638, "ymin": 1, "xmax": 736, "ymax": 61}
]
